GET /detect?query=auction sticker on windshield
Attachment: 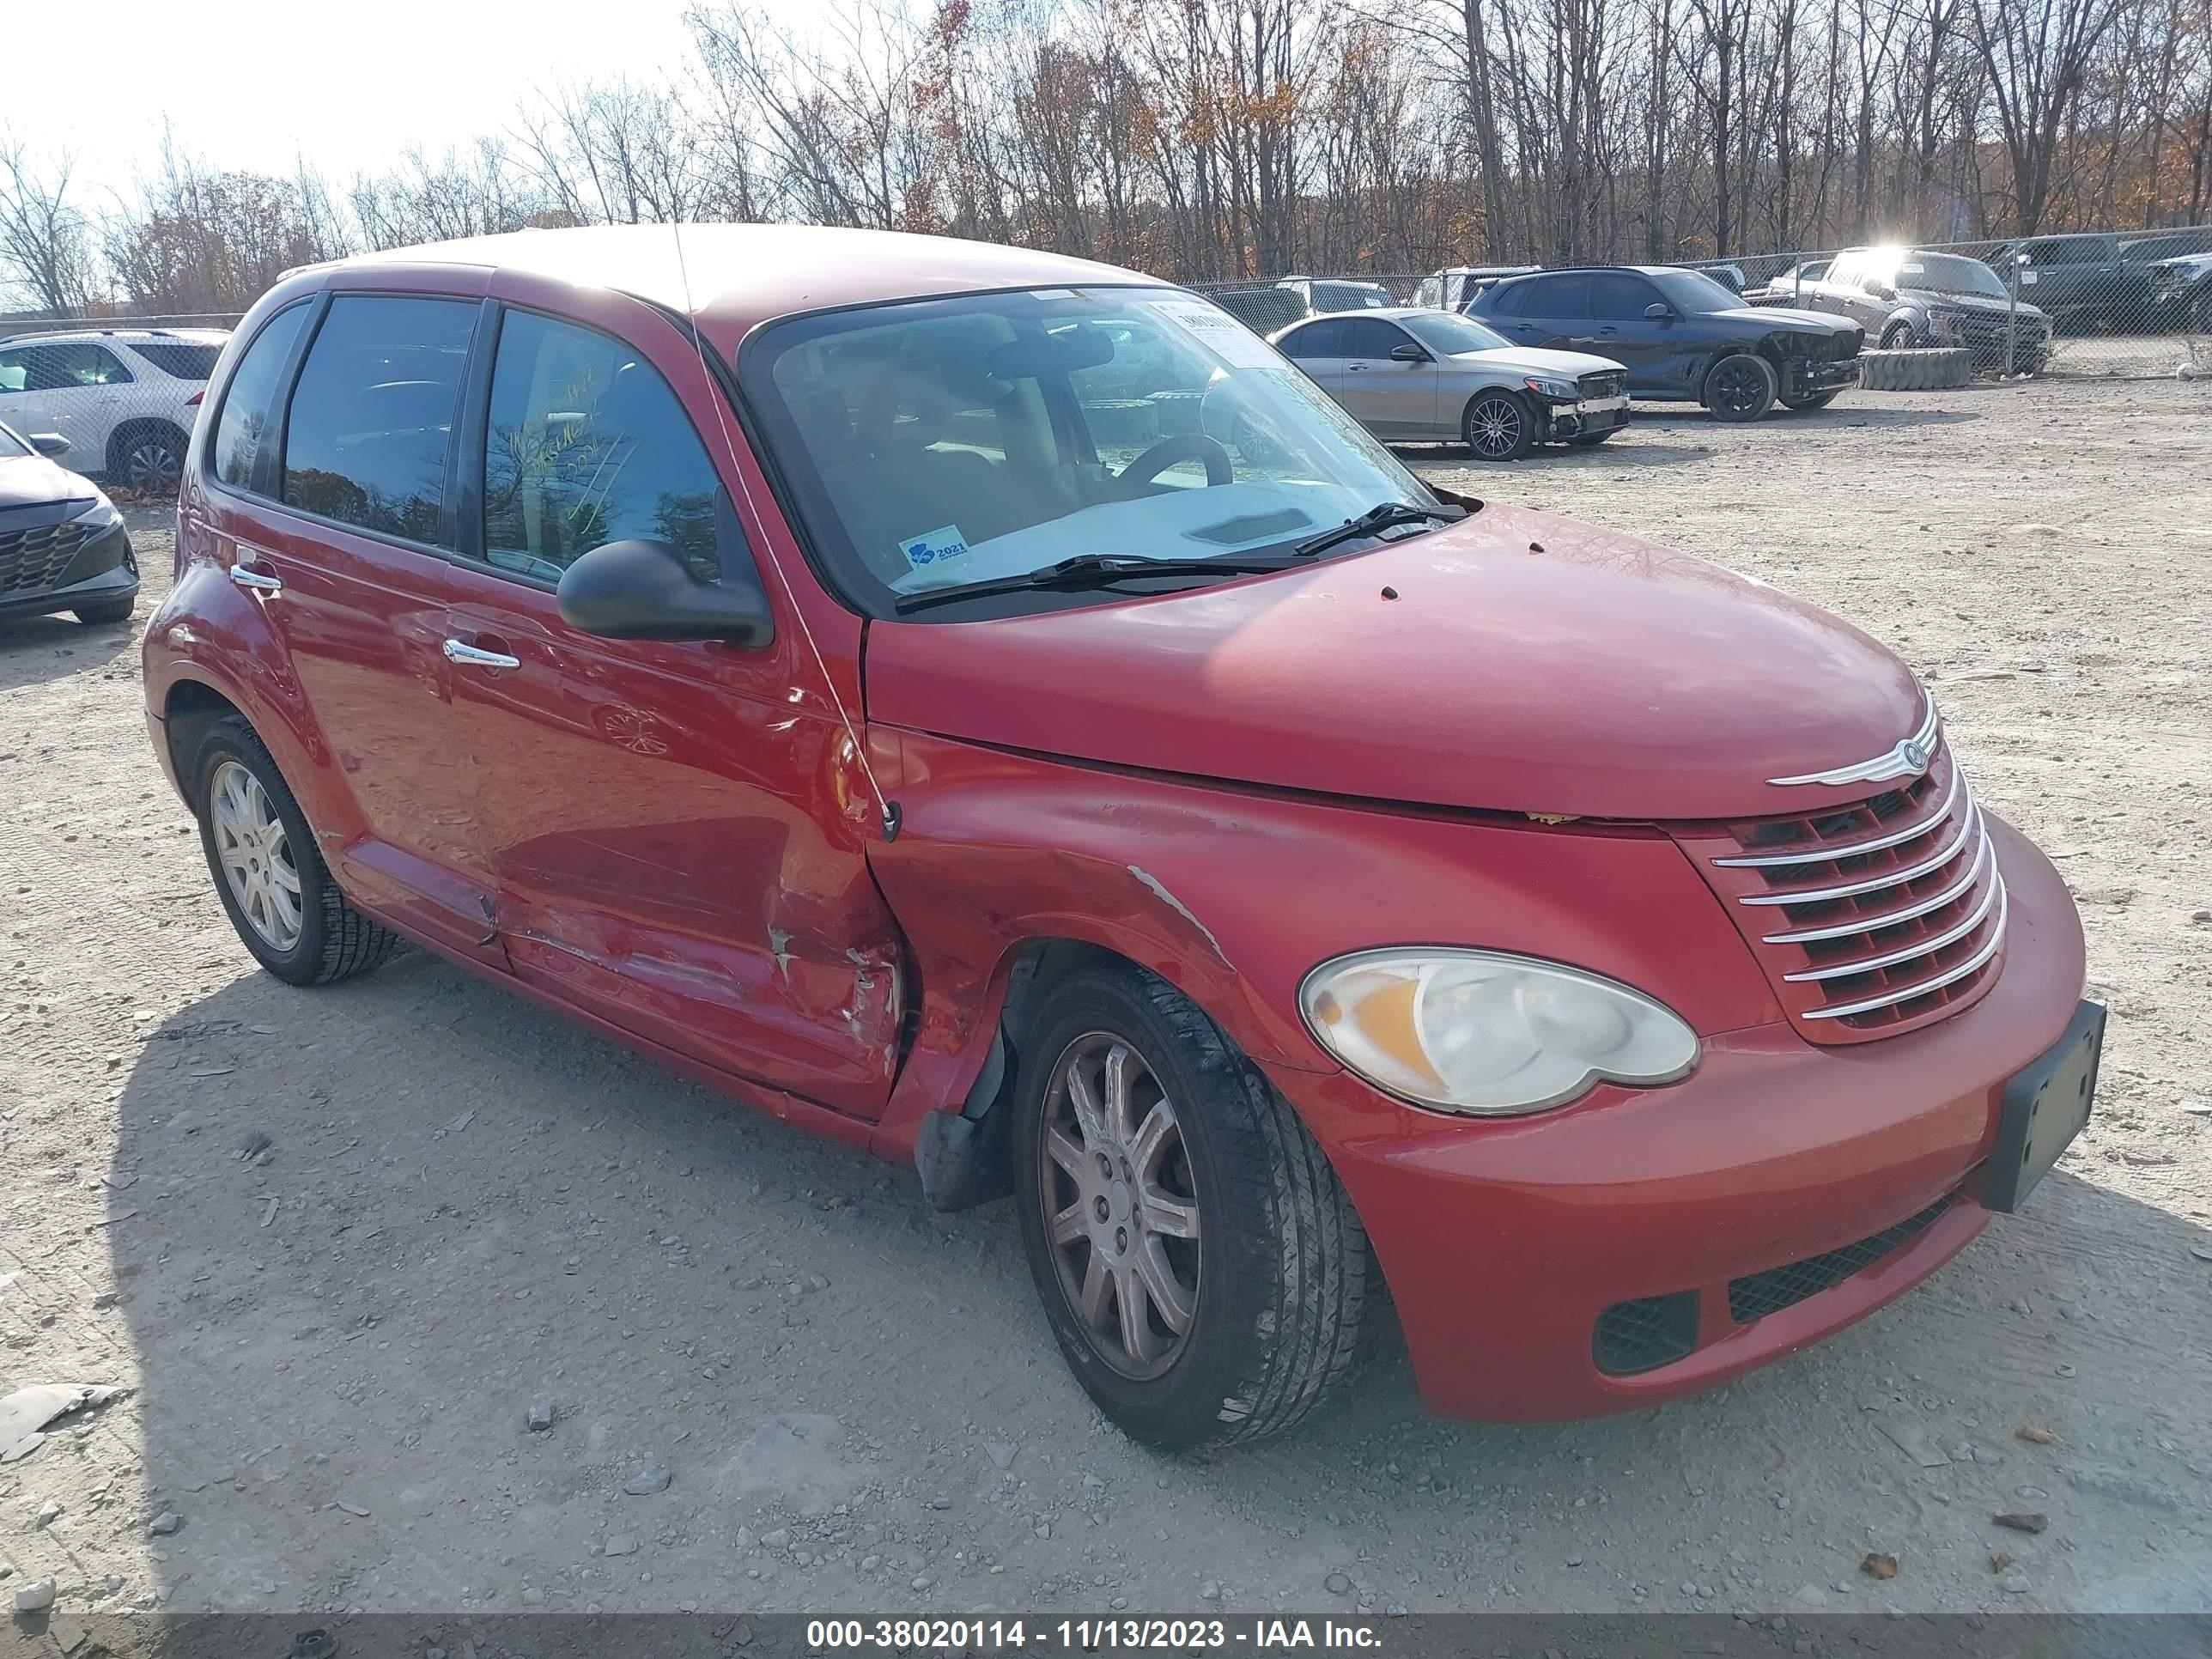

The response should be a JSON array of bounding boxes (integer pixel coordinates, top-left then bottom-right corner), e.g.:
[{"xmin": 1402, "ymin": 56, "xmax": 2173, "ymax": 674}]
[{"xmin": 1143, "ymin": 295, "xmax": 1283, "ymax": 371}]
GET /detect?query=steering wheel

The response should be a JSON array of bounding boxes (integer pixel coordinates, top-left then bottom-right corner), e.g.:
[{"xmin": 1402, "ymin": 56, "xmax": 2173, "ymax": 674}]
[{"xmin": 1115, "ymin": 432, "xmax": 1234, "ymax": 490}]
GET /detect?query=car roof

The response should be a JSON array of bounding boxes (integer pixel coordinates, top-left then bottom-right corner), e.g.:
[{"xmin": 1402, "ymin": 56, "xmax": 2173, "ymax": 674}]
[
  {"xmin": 304, "ymin": 223, "xmax": 1169, "ymax": 341},
  {"xmin": 1280, "ymin": 307, "xmax": 1429, "ymax": 322},
  {"xmin": 0, "ymin": 327, "xmax": 229, "ymax": 346}
]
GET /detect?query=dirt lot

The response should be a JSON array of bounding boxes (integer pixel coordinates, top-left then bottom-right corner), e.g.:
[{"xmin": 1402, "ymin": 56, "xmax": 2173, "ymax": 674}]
[{"xmin": 3, "ymin": 377, "xmax": 2209, "ymax": 1628}]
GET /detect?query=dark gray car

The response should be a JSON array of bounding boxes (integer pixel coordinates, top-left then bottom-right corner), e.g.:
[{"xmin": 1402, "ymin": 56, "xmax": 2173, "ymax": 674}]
[
  {"xmin": 1804, "ymin": 247, "xmax": 2051, "ymax": 374},
  {"xmin": 0, "ymin": 420, "xmax": 139, "ymax": 629},
  {"xmin": 1468, "ymin": 265, "xmax": 1862, "ymax": 421}
]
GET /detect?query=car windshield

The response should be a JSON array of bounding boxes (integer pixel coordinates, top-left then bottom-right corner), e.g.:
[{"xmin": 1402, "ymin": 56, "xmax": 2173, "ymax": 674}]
[
  {"xmin": 0, "ymin": 422, "xmax": 27, "ymax": 459},
  {"xmin": 1650, "ymin": 269, "xmax": 1745, "ymax": 312},
  {"xmin": 744, "ymin": 286, "xmax": 1438, "ymax": 618},
  {"xmin": 1896, "ymin": 253, "xmax": 2008, "ymax": 299},
  {"xmin": 1398, "ymin": 312, "xmax": 1514, "ymax": 356},
  {"xmin": 1312, "ymin": 282, "xmax": 1393, "ymax": 310}
]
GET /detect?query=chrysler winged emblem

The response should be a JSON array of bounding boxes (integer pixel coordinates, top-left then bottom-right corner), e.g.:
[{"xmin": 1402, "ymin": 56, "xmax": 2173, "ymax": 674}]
[{"xmin": 1769, "ymin": 697, "xmax": 1938, "ymax": 787}]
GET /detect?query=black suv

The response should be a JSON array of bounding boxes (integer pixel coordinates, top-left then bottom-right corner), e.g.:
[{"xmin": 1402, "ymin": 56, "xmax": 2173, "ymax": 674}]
[
  {"xmin": 1468, "ymin": 265, "xmax": 1862, "ymax": 421},
  {"xmin": 0, "ymin": 420, "xmax": 138, "ymax": 629}
]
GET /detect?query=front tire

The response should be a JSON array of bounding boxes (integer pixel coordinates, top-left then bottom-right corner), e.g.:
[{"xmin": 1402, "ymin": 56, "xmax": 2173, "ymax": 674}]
[
  {"xmin": 1462, "ymin": 390, "xmax": 1534, "ymax": 461},
  {"xmin": 191, "ymin": 716, "xmax": 404, "ymax": 986},
  {"xmin": 1880, "ymin": 321, "xmax": 1917, "ymax": 350},
  {"xmin": 1702, "ymin": 352, "xmax": 1778, "ymax": 422},
  {"xmin": 73, "ymin": 596, "xmax": 136, "ymax": 625},
  {"xmin": 1012, "ymin": 959, "xmax": 1376, "ymax": 1450}
]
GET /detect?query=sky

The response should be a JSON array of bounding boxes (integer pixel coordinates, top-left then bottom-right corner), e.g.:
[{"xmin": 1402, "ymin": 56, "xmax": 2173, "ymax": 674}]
[{"xmin": 6, "ymin": 0, "xmax": 803, "ymax": 210}]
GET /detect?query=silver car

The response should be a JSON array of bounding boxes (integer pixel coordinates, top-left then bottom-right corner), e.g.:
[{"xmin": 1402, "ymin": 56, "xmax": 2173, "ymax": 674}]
[{"xmin": 1269, "ymin": 307, "xmax": 1631, "ymax": 461}]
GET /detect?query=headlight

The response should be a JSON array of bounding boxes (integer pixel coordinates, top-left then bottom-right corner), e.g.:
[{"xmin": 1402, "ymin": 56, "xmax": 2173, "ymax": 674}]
[
  {"xmin": 1299, "ymin": 948, "xmax": 1698, "ymax": 1115},
  {"xmin": 1522, "ymin": 376, "xmax": 1579, "ymax": 403},
  {"xmin": 70, "ymin": 493, "xmax": 121, "ymax": 529}
]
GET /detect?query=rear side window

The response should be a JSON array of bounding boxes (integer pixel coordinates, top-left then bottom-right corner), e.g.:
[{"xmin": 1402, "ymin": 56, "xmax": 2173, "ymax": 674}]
[
  {"xmin": 482, "ymin": 309, "xmax": 727, "ymax": 582},
  {"xmin": 283, "ymin": 295, "xmax": 476, "ymax": 544},
  {"xmin": 1279, "ymin": 319, "xmax": 1345, "ymax": 359},
  {"xmin": 1522, "ymin": 274, "xmax": 1592, "ymax": 316},
  {"xmin": 129, "ymin": 342, "xmax": 222, "ymax": 380},
  {"xmin": 213, "ymin": 305, "xmax": 311, "ymax": 491}
]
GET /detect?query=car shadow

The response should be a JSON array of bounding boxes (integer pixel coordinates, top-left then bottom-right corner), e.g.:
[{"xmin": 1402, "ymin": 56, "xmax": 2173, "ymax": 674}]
[
  {"xmin": 94, "ymin": 954, "xmax": 2212, "ymax": 1614},
  {"xmin": 1398, "ymin": 441, "xmax": 1711, "ymax": 470},
  {"xmin": 1630, "ymin": 404, "xmax": 1984, "ymax": 431},
  {"xmin": 0, "ymin": 609, "xmax": 136, "ymax": 687}
]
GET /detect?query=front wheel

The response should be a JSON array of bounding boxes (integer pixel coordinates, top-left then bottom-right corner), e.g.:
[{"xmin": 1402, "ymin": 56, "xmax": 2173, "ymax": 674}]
[
  {"xmin": 1012, "ymin": 959, "xmax": 1377, "ymax": 1450},
  {"xmin": 1880, "ymin": 321, "xmax": 1917, "ymax": 350},
  {"xmin": 1462, "ymin": 390, "xmax": 1534, "ymax": 461},
  {"xmin": 191, "ymin": 716, "xmax": 404, "ymax": 986},
  {"xmin": 73, "ymin": 596, "xmax": 136, "ymax": 625},
  {"xmin": 1703, "ymin": 353, "xmax": 1778, "ymax": 422}
]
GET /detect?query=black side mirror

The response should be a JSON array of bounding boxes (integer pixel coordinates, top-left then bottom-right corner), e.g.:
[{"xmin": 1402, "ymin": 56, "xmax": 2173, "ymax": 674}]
[
  {"xmin": 1863, "ymin": 277, "xmax": 1894, "ymax": 299},
  {"xmin": 28, "ymin": 432, "xmax": 70, "ymax": 458},
  {"xmin": 556, "ymin": 538, "xmax": 774, "ymax": 647},
  {"xmin": 1389, "ymin": 342, "xmax": 1430, "ymax": 363},
  {"xmin": 1643, "ymin": 302, "xmax": 1674, "ymax": 321}
]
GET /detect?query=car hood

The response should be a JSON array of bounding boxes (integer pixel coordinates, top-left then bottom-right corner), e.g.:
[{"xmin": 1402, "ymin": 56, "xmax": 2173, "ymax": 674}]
[
  {"xmin": 866, "ymin": 501, "xmax": 1925, "ymax": 822},
  {"xmin": 1733, "ymin": 306, "xmax": 1859, "ymax": 336},
  {"xmin": 1451, "ymin": 346, "xmax": 1625, "ymax": 379},
  {"xmin": 0, "ymin": 453, "xmax": 94, "ymax": 513},
  {"xmin": 1905, "ymin": 289, "xmax": 2049, "ymax": 322}
]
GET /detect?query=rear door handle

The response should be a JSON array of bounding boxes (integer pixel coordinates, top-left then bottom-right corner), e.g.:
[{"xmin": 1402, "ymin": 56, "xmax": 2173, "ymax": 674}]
[
  {"xmin": 444, "ymin": 637, "xmax": 521, "ymax": 671},
  {"xmin": 228, "ymin": 565, "xmax": 283, "ymax": 593}
]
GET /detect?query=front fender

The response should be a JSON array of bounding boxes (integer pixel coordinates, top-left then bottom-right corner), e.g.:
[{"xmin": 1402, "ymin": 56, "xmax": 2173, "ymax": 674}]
[{"xmin": 866, "ymin": 729, "xmax": 1779, "ymax": 1163}]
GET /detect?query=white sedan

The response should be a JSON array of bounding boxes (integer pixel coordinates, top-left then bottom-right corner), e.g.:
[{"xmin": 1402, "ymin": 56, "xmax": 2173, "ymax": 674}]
[{"xmin": 1269, "ymin": 307, "xmax": 1631, "ymax": 461}]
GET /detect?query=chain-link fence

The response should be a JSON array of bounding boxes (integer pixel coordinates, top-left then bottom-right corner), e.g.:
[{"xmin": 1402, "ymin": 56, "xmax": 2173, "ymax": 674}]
[
  {"xmin": 1194, "ymin": 228, "xmax": 2212, "ymax": 378},
  {"xmin": 0, "ymin": 319, "xmax": 240, "ymax": 494}
]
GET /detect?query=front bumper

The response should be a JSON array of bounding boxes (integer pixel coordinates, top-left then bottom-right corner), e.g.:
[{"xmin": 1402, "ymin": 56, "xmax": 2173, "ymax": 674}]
[
  {"xmin": 1542, "ymin": 396, "xmax": 1630, "ymax": 441},
  {"xmin": 1267, "ymin": 815, "xmax": 2086, "ymax": 1422},
  {"xmin": 1781, "ymin": 356, "xmax": 1862, "ymax": 398},
  {"xmin": 0, "ymin": 519, "xmax": 138, "ymax": 623}
]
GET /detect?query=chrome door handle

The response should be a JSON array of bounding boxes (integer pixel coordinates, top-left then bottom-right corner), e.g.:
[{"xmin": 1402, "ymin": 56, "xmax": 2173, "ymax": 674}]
[
  {"xmin": 443, "ymin": 638, "xmax": 521, "ymax": 670},
  {"xmin": 228, "ymin": 566, "xmax": 283, "ymax": 592}
]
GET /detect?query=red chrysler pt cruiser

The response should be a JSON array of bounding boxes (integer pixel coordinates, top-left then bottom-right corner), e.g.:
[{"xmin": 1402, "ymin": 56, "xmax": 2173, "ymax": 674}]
[{"xmin": 143, "ymin": 225, "xmax": 2100, "ymax": 1449}]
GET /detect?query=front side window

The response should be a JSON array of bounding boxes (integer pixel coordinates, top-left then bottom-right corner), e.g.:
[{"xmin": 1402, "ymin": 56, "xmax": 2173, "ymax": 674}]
[
  {"xmin": 282, "ymin": 295, "xmax": 476, "ymax": 543},
  {"xmin": 0, "ymin": 342, "xmax": 134, "ymax": 394},
  {"xmin": 1337, "ymin": 318, "xmax": 1410, "ymax": 360},
  {"xmin": 1396, "ymin": 312, "xmax": 1513, "ymax": 356},
  {"xmin": 212, "ymin": 303, "xmax": 311, "ymax": 492},
  {"xmin": 1589, "ymin": 272, "xmax": 1660, "ymax": 319},
  {"xmin": 745, "ymin": 286, "xmax": 1436, "ymax": 619},
  {"xmin": 482, "ymin": 309, "xmax": 727, "ymax": 583}
]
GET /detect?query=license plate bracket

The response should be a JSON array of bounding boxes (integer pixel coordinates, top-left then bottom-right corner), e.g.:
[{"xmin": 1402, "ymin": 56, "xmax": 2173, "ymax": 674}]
[{"xmin": 1983, "ymin": 1000, "xmax": 2105, "ymax": 1212}]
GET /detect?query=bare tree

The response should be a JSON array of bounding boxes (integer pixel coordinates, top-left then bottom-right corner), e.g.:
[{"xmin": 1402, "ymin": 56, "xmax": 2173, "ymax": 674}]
[{"xmin": 0, "ymin": 134, "xmax": 97, "ymax": 315}]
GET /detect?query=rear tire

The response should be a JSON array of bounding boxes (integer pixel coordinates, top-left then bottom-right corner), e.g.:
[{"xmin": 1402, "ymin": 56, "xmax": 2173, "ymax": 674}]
[
  {"xmin": 106, "ymin": 422, "xmax": 189, "ymax": 496},
  {"xmin": 1701, "ymin": 353, "xmax": 1778, "ymax": 422},
  {"xmin": 1462, "ymin": 390, "xmax": 1534, "ymax": 461},
  {"xmin": 191, "ymin": 716, "xmax": 404, "ymax": 987},
  {"xmin": 73, "ymin": 596, "xmax": 136, "ymax": 625},
  {"xmin": 1779, "ymin": 390, "xmax": 1839, "ymax": 411},
  {"xmin": 1012, "ymin": 958, "xmax": 1376, "ymax": 1450}
]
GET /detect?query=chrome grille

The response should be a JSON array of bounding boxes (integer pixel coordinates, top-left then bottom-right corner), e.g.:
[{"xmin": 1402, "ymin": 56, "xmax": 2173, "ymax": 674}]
[
  {"xmin": 0, "ymin": 520, "xmax": 90, "ymax": 593},
  {"xmin": 1671, "ymin": 738, "xmax": 2007, "ymax": 1042}
]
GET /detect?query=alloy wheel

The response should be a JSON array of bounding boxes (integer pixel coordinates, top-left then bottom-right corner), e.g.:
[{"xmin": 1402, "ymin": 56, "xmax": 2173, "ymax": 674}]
[
  {"xmin": 210, "ymin": 759, "xmax": 304, "ymax": 951},
  {"xmin": 1038, "ymin": 1032, "xmax": 1202, "ymax": 1380},
  {"xmin": 1708, "ymin": 359, "xmax": 1769, "ymax": 417},
  {"xmin": 123, "ymin": 436, "xmax": 184, "ymax": 493},
  {"xmin": 1466, "ymin": 394, "xmax": 1525, "ymax": 459}
]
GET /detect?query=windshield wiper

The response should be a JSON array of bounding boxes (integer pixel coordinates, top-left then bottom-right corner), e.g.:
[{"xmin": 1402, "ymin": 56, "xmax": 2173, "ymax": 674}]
[
  {"xmin": 892, "ymin": 553, "xmax": 1296, "ymax": 615},
  {"xmin": 1291, "ymin": 500, "xmax": 1465, "ymax": 560}
]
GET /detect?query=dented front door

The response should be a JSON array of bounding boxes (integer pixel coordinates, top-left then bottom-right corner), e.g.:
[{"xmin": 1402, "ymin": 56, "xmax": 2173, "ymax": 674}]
[{"xmin": 443, "ymin": 557, "xmax": 903, "ymax": 1118}]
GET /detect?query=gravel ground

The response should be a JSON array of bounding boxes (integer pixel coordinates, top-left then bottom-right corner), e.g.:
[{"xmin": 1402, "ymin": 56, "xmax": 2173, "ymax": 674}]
[{"xmin": 2, "ymin": 377, "xmax": 2208, "ymax": 1627}]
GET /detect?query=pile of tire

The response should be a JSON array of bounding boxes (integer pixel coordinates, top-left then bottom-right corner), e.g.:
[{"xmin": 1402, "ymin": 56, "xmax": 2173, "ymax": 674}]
[
  {"xmin": 1080, "ymin": 398, "xmax": 1160, "ymax": 448},
  {"xmin": 1858, "ymin": 347, "xmax": 1972, "ymax": 391},
  {"xmin": 1147, "ymin": 388, "xmax": 1207, "ymax": 435}
]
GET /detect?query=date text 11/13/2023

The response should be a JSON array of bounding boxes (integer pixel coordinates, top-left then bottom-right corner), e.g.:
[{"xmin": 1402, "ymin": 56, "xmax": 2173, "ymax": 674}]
[{"xmin": 805, "ymin": 1619, "xmax": 1384, "ymax": 1650}]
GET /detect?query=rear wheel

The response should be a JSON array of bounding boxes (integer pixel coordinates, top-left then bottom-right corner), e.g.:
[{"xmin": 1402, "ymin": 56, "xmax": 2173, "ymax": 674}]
[
  {"xmin": 1462, "ymin": 390, "xmax": 1534, "ymax": 461},
  {"xmin": 1779, "ymin": 390, "xmax": 1839, "ymax": 411},
  {"xmin": 1702, "ymin": 353, "xmax": 1778, "ymax": 422},
  {"xmin": 1012, "ymin": 958, "xmax": 1376, "ymax": 1450},
  {"xmin": 191, "ymin": 716, "xmax": 404, "ymax": 986},
  {"xmin": 107, "ymin": 422, "xmax": 188, "ymax": 495}
]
